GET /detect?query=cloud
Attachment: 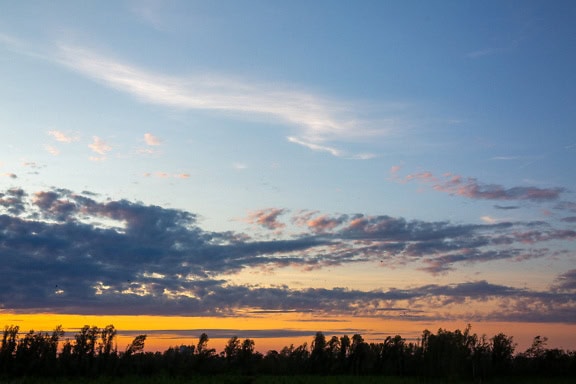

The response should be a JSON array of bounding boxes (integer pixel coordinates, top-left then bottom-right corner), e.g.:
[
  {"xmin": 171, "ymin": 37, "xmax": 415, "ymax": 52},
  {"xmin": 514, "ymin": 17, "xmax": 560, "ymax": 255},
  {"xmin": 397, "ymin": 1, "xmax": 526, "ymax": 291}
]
[
  {"xmin": 88, "ymin": 136, "xmax": 112, "ymax": 159},
  {"xmin": 246, "ymin": 208, "xmax": 287, "ymax": 230},
  {"xmin": 466, "ymin": 48, "xmax": 500, "ymax": 58},
  {"xmin": 233, "ymin": 163, "xmax": 248, "ymax": 170},
  {"xmin": 0, "ymin": 187, "xmax": 574, "ymax": 323},
  {"xmin": 44, "ymin": 144, "xmax": 60, "ymax": 156},
  {"xmin": 0, "ymin": 188, "xmax": 26, "ymax": 214},
  {"xmin": 554, "ymin": 269, "xmax": 576, "ymax": 291},
  {"xmin": 481, "ymin": 216, "xmax": 498, "ymax": 224},
  {"xmin": 144, "ymin": 172, "xmax": 191, "ymax": 179},
  {"xmin": 396, "ymin": 170, "xmax": 564, "ymax": 202},
  {"xmin": 555, "ymin": 201, "xmax": 576, "ymax": 213},
  {"xmin": 287, "ymin": 137, "xmax": 342, "ymax": 157},
  {"xmin": 48, "ymin": 130, "xmax": 79, "ymax": 143},
  {"xmin": 52, "ymin": 44, "xmax": 405, "ymax": 158},
  {"xmin": 144, "ymin": 133, "xmax": 162, "ymax": 146},
  {"xmin": 494, "ymin": 205, "xmax": 520, "ymax": 210}
]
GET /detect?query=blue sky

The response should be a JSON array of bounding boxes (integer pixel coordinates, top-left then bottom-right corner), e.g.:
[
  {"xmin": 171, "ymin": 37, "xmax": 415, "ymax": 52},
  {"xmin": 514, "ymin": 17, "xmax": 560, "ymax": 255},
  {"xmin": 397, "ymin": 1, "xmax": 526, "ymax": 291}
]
[{"xmin": 1, "ymin": 1, "xmax": 576, "ymax": 350}]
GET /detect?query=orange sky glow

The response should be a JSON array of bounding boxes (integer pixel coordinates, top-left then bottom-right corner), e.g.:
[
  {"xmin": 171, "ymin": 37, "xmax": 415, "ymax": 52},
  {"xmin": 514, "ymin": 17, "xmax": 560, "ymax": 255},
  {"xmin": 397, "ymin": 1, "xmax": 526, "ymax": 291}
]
[{"xmin": 2, "ymin": 313, "xmax": 575, "ymax": 355}]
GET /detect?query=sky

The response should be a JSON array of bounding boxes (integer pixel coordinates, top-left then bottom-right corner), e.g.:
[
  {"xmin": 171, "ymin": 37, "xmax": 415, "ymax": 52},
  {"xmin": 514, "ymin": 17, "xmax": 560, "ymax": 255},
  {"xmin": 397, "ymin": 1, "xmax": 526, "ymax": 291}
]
[{"xmin": 1, "ymin": 0, "xmax": 575, "ymax": 353}]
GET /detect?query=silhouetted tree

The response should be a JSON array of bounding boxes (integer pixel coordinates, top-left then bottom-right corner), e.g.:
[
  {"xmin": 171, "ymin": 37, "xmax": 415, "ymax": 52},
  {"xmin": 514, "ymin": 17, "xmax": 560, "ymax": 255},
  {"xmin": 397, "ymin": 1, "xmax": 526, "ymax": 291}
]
[
  {"xmin": 326, "ymin": 335, "xmax": 340, "ymax": 373},
  {"xmin": 125, "ymin": 334, "xmax": 146, "ymax": 356},
  {"xmin": 0, "ymin": 322, "xmax": 575, "ymax": 379},
  {"xmin": 13, "ymin": 326, "xmax": 63, "ymax": 376},
  {"xmin": 338, "ymin": 335, "xmax": 350, "ymax": 373},
  {"xmin": 491, "ymin": 332, "xmax": 515, "ymax": 375},
  {"xmin": 310, "ymin": 331, "xmax": 327, "ymax": 373},
  {"xmin": 0, "ymin": 325, "xmax": 19, "ymax": 374},
  {"xmin": 195, "ymin": 333, "xmax": 216, "ymax": 372},
  {"xmin": 99, "ymin": 324, "xmax": 117, "ymax": 357},
  {"xmin": 239, "ymin": 338, "xmax": 257, "ymax": 374},
  {"xmin": 72, "ymin": 325, "xmax": 100, "ymax": 375},
  {"xmin": 223, "ymin": 336, "xmax": 240, "ymax": 367},
  {"xmin": 350, "ymin": 333, "xmax": 369, "ymax": 374},
  {"xmin": 379, "ymin": 335, "xmax": 406, "ymax": 375}
]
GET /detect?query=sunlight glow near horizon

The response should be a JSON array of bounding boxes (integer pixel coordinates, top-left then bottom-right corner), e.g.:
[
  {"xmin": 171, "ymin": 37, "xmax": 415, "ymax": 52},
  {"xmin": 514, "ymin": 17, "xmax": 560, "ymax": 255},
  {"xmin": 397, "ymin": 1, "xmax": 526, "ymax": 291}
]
[{"xmin": 2, "ymin": 314, "xmax": 575, "ymax": 354}]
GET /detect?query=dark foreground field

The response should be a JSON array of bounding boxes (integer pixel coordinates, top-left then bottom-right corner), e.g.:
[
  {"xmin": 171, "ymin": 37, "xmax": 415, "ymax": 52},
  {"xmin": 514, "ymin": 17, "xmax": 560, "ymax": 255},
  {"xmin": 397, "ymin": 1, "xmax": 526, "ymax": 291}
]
[{"xmin": 1, "ymin": 376, "xmax": 576, "ymax": 384}]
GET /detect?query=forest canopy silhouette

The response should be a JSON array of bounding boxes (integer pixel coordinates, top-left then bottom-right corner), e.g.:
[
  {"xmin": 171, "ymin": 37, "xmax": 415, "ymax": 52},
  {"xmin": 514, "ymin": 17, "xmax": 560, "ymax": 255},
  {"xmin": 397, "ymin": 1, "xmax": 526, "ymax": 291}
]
[{"xmin": 1, "ymin": 323, "xmax": 575, "ymax": 380}]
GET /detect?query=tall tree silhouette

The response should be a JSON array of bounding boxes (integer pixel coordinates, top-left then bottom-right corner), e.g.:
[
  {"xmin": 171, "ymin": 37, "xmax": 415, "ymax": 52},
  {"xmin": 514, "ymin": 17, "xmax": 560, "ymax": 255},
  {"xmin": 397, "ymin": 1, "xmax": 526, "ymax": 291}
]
[
  {"xmin": 491, "ymin": 332, "xmax": 515, "ymax": 375},
  {"xmin": 0, "ymin": 325, "xmax": 19, "ymax": 374}
]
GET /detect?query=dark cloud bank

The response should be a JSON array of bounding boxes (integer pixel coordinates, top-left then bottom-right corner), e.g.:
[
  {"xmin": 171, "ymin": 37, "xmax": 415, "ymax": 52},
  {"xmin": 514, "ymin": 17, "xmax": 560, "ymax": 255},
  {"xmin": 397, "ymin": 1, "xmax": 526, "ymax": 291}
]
[{"xmin": 0, "ymin": 187, "xmax": 575, "ymax": 324}]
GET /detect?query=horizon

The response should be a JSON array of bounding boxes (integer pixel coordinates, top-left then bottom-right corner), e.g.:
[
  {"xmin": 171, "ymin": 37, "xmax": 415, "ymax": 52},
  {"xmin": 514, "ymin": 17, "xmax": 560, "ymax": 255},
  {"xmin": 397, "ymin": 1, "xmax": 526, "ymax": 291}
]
[{"xmin": 1, "ymin": 1, "xmax": 575, "ymax": 355}]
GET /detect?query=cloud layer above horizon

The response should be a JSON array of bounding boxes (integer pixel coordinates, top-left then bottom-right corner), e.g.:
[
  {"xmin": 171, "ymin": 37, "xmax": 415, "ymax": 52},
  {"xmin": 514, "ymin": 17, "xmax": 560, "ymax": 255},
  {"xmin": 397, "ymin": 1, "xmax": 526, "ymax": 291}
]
[{"xmin": 1, "ymin": 187, "xmax": 574, "ymax": 324}]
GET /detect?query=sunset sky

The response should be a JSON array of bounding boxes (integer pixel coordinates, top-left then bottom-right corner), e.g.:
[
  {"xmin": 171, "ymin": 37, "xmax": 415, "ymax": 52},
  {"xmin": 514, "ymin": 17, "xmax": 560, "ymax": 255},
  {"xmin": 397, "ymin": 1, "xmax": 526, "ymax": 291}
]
[{"xmin": 1, "ymin": 1, "xmax": 575, "ymax": 353}]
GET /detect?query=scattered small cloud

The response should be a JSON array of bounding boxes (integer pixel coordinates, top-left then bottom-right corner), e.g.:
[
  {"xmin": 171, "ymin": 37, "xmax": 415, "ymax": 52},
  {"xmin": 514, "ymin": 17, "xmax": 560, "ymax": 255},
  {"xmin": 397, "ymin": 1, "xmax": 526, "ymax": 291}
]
[
  {"xmin": 233, "ymin": 163, "xmax": 248, "ymax": 170},
  {"xmin": 21, "ymin": 161, "xmax": 42, "ymax": 169},
  {"xmin": 2, "ymin": 173, "xmax": 17, "ymax": 179},
  {"xmin": 44, "ymin": 144, "xmax": 60, "ymax": 156},
  {"xmin": 144, "ymin": 172, "xmax": 190, "ymax": 179},
  {"xmin": 246, "ymin": 208, "xmax": 287, "ymax": 230},
  {"xmin": 88, "ymin": 136, "xmax": 112, "ymax": 160},
  {"xmin": 48, "ymin": 130, "xmax": 79, "ymax": 143},
  {"xmin": 144, "ymin": 133, "xmax": 162, "ymax": 146},
  {"xmin": 481, "ymin": 216, "xmax": 498, "ymax": 224}
]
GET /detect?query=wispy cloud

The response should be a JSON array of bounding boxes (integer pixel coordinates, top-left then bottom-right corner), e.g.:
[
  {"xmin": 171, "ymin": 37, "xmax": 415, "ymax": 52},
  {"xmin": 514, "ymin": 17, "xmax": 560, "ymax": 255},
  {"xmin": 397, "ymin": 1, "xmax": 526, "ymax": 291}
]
[
  {"xmin": 392, "ymin": 168, "xmax": 564, "ymax": 203},
  {"xmin": 53, "ymin": 44, "xmax": 402, "ymax": 158},
  {"xmin": 144, "ymin": 172, "xmax": 190, "ymax": 179},
  {"xmin": 287, "ymin": 137, "xmax": 343, "ymax": 157},
  {"xmin": 466, "ymin": 47, "xmax": 500, "ymax": 58}
]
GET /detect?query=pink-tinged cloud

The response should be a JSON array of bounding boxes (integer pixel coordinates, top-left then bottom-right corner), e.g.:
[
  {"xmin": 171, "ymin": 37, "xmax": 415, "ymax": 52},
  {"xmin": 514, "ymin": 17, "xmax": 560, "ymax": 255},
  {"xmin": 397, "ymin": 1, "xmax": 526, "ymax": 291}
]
[
  {"xmin": 48, "ymin": 130, "xmax": 78, "ymax": 143},
  {"xmin": 144, "ymin": 133, "xmax": 162, "ymax": 146},
  {"xmin": 88, "ymin": 136, "xmax": 112, "ymax": 155},
  {"xmin": 144, "ymin": 172, "xmax": 190, "ymax": 179},
  {"xmin": 246, "ymin": 208, "xmax": 287, "ymax": 230},
  {"xmin": 44, "ymin": 144, "xmax": 60, "ymax": 156},
  {"xmin": 305, "ymin": 214, "xmax": 346, "ymax": 233},
  {"xmin": 389, "ymin": 165, "xmax": 402, "ymax": 176},
  {"xmin": 401, "ymin": 170, "xmax": 564, "ymax": 202}
]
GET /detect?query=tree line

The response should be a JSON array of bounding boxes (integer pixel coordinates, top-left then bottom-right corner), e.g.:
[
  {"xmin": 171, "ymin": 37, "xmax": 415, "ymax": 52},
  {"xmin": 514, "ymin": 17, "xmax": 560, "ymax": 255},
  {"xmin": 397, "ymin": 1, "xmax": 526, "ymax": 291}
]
[{"xmin": 1, "ymin": 323, "xmax": 575, "ymax": 379}]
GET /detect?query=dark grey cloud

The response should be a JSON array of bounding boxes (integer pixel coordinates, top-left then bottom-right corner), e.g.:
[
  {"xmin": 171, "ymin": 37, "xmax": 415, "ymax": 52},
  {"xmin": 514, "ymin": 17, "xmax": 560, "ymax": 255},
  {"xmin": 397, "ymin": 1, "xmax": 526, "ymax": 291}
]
[
  {"xmin": 118, "ymin": 328, "xmax": 342, "ymax": 340},
  {"xmin": 555, "ymin": 201, "xmax": 576, "ymax": 213},
  {"xmin": 0, "ymin": 188, "xmax": 27, "ymax": 215},
  {"xmin": 554, "ymin": 269, "xmax": 576, "ymax": 291},
  {"xmin": 0, "ymin": 187, "xmax": 575, "ymax": 324},
  {"xmin": 494, "ymin": 205, "xmax": 520, "ymax": 210}
]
